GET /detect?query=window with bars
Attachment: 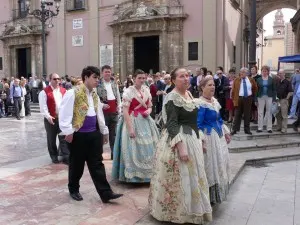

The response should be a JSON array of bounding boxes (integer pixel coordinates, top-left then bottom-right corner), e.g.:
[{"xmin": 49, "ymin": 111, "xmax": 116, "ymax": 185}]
[
  {"xmin": 66, "ymin": 0, "xmax": 86, "ymax": 11},
  {"xmin": 188, "ymin": 42, "xmax": 198, "ymax": 61}
]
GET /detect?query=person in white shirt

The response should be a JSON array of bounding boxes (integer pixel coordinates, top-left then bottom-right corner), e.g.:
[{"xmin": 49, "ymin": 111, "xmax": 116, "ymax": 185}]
[
  {"xmin": 231, "ymin": 67, "xmax": 258, "ymax": 135},
  {"xmin": 96, "ymin": 65, "xmax": 121, "ymax": 160},
  {"xmin": 59, "ymin": 66, "xmax": 123, "ymax": 202},
  {"xmin": 38, "ymin": 73, "xmax": 69, "ymax": 164}
]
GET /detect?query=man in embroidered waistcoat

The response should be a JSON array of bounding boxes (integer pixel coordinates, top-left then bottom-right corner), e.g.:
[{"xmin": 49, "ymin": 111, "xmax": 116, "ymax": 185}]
[
  {"xmin": 97, "ymin": 65, "xmax": 121, "ymax": 160},
  {"xmin": 38, "ymin": 73, "xmax": 70, "ymax": 164},
  {"xmin": 59, "ymin": 66, "xmax": 123, "ymax": 202}
]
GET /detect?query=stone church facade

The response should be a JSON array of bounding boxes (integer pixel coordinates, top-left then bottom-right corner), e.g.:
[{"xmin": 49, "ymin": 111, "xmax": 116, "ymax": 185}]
[{"xmin": 0, "ymin": 0, "xmax": 299, "ymax": 80}]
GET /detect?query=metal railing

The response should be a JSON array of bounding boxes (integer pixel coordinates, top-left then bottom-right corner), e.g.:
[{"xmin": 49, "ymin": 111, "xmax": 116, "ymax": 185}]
[{"xmin": 12, "ymin": 9, "xmax": 28, "ymax": 20}]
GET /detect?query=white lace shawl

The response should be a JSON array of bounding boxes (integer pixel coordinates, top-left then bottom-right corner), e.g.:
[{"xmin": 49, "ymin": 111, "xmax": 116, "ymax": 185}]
[
  {"xmin": 162, "ymin": 91, "xmax": 199, "ymax": 124},
  {"xmin": 122, "ymin": 85, "xmax": 152, "ymax": 108}
]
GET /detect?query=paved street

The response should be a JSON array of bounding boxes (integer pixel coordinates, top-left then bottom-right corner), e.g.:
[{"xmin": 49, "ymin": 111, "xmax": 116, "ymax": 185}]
[{"xmin": 0, "ymin": 114, "xmax": 300, "ymax": 225}]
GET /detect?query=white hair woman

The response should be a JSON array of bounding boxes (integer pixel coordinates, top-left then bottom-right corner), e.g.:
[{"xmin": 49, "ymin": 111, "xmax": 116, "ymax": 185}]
[{"xmin": 197, "ymin": 76, "xmax": 231, "ymax": 204}]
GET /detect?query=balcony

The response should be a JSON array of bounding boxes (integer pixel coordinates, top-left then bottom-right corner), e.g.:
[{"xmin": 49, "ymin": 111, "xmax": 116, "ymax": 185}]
[
  {"xmin": 66, "ymin": 0, "xmax": 87, "ymax": 12},
  {"xmin": 12, "ymin": 9, "xmax": 28, "ymax": 20}
]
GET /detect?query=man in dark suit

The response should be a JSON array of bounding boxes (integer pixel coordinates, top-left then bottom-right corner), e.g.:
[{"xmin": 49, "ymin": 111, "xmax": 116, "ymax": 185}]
[
  {"xmin": 24, "ymin": 79, "xmax": 31, "ymax": 116},
  {"xmin": 214, "ymin": 70, "xmax": 229, "ymax": 120},
  {"xmin": 155, "ymin": 74, "xmax": 166, "ymax": 114}
]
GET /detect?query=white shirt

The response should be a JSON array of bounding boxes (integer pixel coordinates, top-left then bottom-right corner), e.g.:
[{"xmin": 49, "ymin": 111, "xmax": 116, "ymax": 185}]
[
  {"xmin": 239, "ymin": 76, "xmax": 252, "ymax": 97},
  {"xmin": 21, "ymin": 86, "xmax": 27, "ymax": 100},
  {"xmin": 59, "ymin": 88, "xmax": 109, "ymax": 136},
  {"xmin": 104, "ymin": 81, "xmax": 115, "ymax": 100},
  {"xmin": 197, "ymin": 75, "xmax": 204, "ymax": 86},
  {"xmin": 103, "ymin": 80, "xmax": 122, "ymax": 114},
  {"xmin": 38, "ymin": 86, "xmax": 63, "ymax": 119}
]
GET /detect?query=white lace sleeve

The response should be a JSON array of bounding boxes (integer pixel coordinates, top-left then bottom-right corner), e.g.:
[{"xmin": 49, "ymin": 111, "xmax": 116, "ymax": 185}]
[
  {"xmin": 122, "ymin": 88, "xmax": 132, "ymax": 107},
  {"xmin": 222, "ymin": 124, "xmax": 230, "ymax": 135}
]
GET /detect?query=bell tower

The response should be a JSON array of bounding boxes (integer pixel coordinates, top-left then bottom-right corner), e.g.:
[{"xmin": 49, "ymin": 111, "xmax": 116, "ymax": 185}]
[{"xmin": 273, "ymin": 9, "xmax": 285, "ymax": 36}]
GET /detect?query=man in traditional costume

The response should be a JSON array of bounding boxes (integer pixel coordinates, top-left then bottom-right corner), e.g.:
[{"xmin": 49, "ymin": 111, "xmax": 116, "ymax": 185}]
[
  {"xmin": 59, "ymin": 66, "xmax": 123, "ymax": 202},
  {"xmin": 97, "ymin": 65, "xmax": 121, "ymax": 160}
]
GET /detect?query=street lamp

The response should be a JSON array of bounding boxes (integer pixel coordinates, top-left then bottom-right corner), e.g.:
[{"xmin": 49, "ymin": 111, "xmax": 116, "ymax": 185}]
[{"xmin": 26, "ymin": 0, "xmax": 61, "ymax": 77}]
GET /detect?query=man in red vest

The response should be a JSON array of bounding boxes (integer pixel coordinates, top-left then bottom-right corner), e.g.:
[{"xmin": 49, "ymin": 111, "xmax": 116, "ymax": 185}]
[
  {"xmin": 38, "ymin": 73, "xmax": 70, "ymax": 164},
  {"xmin": 97, "ymin": 65, "xmax": 121, "ymax": 160}
]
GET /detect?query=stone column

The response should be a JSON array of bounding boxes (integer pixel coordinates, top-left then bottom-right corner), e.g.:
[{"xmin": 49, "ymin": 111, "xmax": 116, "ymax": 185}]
[
  {"xmin": 126, "ymin": 36, "xmax": 133, "ymax": 75},
  {"xmin": 89, "ymin": 0, "xmax": 99, "ymax": 66},
  {"xmin": 161, "ymin": 29, "xmax": 169, "ymax": 71},
  {"xmin": 249, "ymin": 0, "xmax": 257, "ymax": 67},
  {"xmin": 56, "ymin": 0, "xmax": 66, "ymax": 75},
  {"xmin": 202, "ymin": 0, "xmax": 217, "ymax": 71},
  {"xmin": 120, "ymin": 35, "xmax": 127, "ymax": 78},
  {"xmin": 11, "ymin": 47, "xmax": 17, "ymax": 77},
  {"xmin": 36, "ymin": 40, "xmax": 43, "ymax": 78},
  {"xmin": 3, "ymin": 46, "xmax": 11, "ymax": 78},
  {"xmin": 31, "ymin": 44, "xmax": 36, "ymax": 76},
  {"xmin": 113, "ymin": 32, "xmax": 121, "ymax": 78}
]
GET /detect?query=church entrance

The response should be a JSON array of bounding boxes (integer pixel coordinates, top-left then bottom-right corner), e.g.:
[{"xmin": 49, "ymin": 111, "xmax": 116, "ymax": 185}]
[
  {"xmin": 134, "ymin": 35, "xmax": 159, "ymax": 74},
  {"xmin": 17, "ymin": 47, "xmax": 31, "ymax": 78}
]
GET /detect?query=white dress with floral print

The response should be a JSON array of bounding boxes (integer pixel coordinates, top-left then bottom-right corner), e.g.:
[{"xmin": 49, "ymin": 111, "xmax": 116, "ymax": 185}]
[{"xmin": 149, "ymin": 91, "xmax": 212, "ymax": 224}]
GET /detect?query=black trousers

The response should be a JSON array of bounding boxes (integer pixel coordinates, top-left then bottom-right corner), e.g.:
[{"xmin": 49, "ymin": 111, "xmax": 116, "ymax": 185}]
[
  {"xmin": 151, "ymin": 96, "xmax": 157, "ymax": 119},
  {"xmin": 68, "ymin": 131, "xmax": 112, "ymax": 198},
  {"xmin": 24, "ymin": 96, "xmax": 31, "ymax": 115},
  {"xmin": 13, "ymin": 97, "xmax": 22, "ymax": 119},
  {"xmin": 44, "ymin": 118, "xmax": 69, "ymax": 159},
  {"xmin": 233, "ymin": 96, "xmax": 252, "ymax": 133},
  {"xmin": 217, "ymin": 97, "xmax": 226, "ymax": 120},
  {"xmin": 104, "ymin": 112, "xmax": 118, "ymax": 158}
]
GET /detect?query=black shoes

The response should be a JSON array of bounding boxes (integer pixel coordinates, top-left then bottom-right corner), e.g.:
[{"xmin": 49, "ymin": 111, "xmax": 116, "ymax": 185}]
[
  {"xmin": 267, "ymin": 130, "xmax": 272, "ymax": 133},
  {"xmin": 51, "ymin": 156, "xmax": 59, "ymax": 164},
  {"xmin": 70, "ymin": 192, "xmax": 83, "ymax": 201},
  {"xmin": 101, "ymin": 191, "xmax": 123, "ymax": 203},
  {"xmin": 62, "ymin": 158, "xmax": 69, "ymax": 165},
  {"xmin": 293, "ymin": 123, "xmax": 298, "ymax": 132},
  {"xmin": 230, "ymin": 130, "xmax": 237, "ymax": 135},
  {"xmin": 245, "ymin": 131, "xmax": 252, "ymax": 135},
  {"xmin": 256, "ymin": 130, "xmax": 262, "ymax": 133}
]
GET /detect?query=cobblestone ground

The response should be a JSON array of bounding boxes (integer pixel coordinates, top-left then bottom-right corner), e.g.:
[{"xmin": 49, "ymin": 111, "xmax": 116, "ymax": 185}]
[{"xmin": 0, "ymin": 114, "xmax": 299, "ymax": 225}]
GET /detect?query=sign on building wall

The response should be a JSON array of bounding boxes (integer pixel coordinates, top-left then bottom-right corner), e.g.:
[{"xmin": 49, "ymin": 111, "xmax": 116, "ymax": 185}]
[
  {"xmin": 72, "ymin": 35, "xmax": 84, "ymax": 46},
  {"xmin": 73, "ymin": 18, "xmax": 83, "ymax": 29},
  {"xmin": 100, "ymin": 44, "xmax": 113, "ymax": 67}
]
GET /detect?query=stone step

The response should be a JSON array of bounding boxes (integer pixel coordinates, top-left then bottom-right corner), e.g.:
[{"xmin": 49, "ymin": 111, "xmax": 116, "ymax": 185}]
[
  {"xmin": 225, "ymin": 119, "xmax": 296, "ymax": 131},
  {"xmin": 232, "ymin": 128, "xmax": 299, "ymax": 141},
  {"xmin": 228, "ymin": 136, "xmax": 300, "ymax": 152}
]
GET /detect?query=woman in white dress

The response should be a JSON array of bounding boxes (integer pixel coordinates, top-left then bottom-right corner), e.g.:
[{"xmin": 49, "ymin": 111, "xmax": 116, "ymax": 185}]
[
  {"xmin": 20, "ymin": 79, "xmax": 27, "ymax": 118},
  {"xmin": 197, "ymin": 76, "xmax": 231, "ymax": 204}
]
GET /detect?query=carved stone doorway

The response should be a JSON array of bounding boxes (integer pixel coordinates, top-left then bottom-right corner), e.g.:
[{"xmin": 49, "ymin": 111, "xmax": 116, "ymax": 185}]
[
  {"xmin": 16, "ymin": 47, "xmax": 31, "ymax": 78},
  {"xmin": 134, "ymin": 35, "xmax": 159, "ymax": 73},
  {"xmin": 109, "ymin": 1, "xmax": 187, "ymax": 80}
]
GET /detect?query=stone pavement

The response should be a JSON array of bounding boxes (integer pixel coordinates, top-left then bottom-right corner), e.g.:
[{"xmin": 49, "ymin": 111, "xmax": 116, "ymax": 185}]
[
  {"xmin": 137, "ymin": 160, "xmax": 300, "ymax": 225},
  {"xmin": 0, "ymin": 114, "xmax": 300, "ymax": 225}
]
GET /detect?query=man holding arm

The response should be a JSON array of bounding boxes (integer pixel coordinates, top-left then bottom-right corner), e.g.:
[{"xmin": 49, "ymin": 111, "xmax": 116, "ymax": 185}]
[{"xmin": 59, "ymin": 66, "xmax": 123, "ymax": 202}]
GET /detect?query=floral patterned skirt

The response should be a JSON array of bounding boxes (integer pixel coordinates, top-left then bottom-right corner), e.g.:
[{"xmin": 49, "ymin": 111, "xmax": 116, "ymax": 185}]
[
  {"xmin": 112, "ymin": 114, "xmax": 159, "ymax": 183},
  {"xmin": 149, "ymin": 129, "xmax": 212, "ymax": 224}
]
